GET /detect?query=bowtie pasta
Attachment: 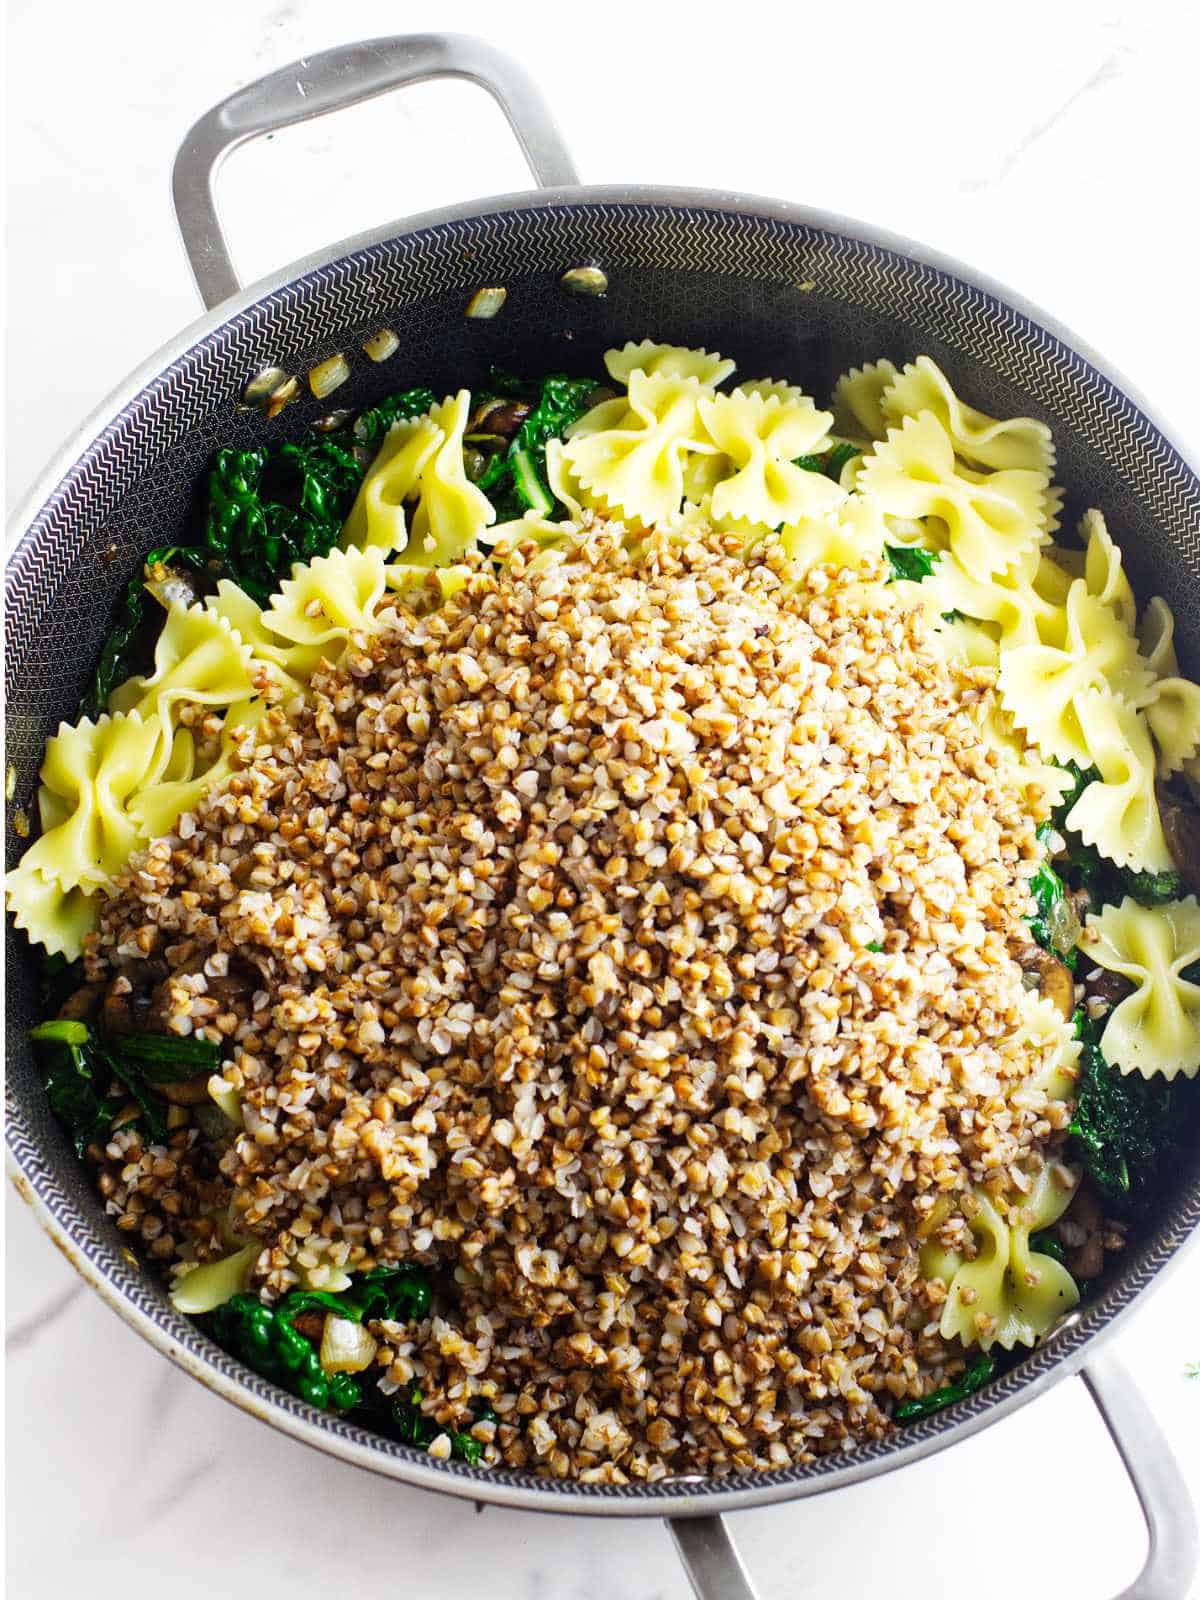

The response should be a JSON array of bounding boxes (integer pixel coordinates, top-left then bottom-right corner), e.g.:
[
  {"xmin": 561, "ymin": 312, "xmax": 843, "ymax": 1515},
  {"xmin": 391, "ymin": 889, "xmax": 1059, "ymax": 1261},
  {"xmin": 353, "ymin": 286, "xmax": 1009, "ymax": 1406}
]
[{"xmin": 8, "ymin": 339, "xmax": 1200, "ymax": 1470}]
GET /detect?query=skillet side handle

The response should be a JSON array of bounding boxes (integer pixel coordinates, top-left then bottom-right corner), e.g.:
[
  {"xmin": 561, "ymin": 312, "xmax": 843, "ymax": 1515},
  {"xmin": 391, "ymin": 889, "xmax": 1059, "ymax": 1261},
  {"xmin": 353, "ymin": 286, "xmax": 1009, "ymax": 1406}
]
[
  {"xmin": 1082, "ymin": 1349, "xmax": 1198, "ymax": 1600},
  {"xmin": 668, "ymin": 1352, "xmax": 1197, "ymax": 1600},
  {"xmin": 669, "ymin": 1516, "xmax": 761, "ymax": 1600},
  {"xmin": 171, "ymin": 33, "xmax": 579, "ymax": 310}
]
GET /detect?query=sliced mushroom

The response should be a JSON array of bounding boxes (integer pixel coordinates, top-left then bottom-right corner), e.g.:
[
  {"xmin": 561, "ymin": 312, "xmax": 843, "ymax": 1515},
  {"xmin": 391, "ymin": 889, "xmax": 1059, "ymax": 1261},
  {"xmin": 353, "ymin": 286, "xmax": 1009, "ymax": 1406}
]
[
  {"xmin": 1158, "ymin": 784, "xmax": 1200, "ymax": 894},
  {"xmin": 159, "ymin": 1076, "xmax": 212, "ymax": 1105},
  {"xmin": 1062, "ymin": 1181, "xmax": 1106, "ymax": 1280},
  {"xmin": 290, "ymin": 1310, "xmax": 325, "ymax": 1342},
  {"xmin": 145, "ymin": 955, "xmax": 252, "ymax": 1031},
  {"xmin": 1084, "ymin": 967, "xmax": 1135, "ymax": 1010},
  {"xmin": 1066, "ymin": 1234, "xmax": 1105, "ymax": 1280},
  {"xmin": 467, "ymin": 397, "xmax": 531, "ymax": 439},
  {"xmin": 1017, "ymin": 943, "xmax": 1075, "ymax": 1021},
  {"xmin": 57, "ymin": 983, "xmax": 106, "ymax": 1022}
]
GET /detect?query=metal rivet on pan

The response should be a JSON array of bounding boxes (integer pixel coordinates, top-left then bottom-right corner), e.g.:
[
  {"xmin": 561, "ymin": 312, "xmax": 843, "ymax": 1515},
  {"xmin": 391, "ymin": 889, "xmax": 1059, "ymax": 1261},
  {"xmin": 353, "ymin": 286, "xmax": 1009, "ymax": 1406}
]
[
  {"xmin": 560, "ymin": 264, "xmax": 608, "ymax": 297},
  {"xmin": 242, "ymin": 367, "xmax": 303, "ymax": 418},
  {"xmin": 308, "ymin": 353, "xmax": 351, "ymax": 400},
  {"xmin": 465, "ymin": 286, "xmax": 508, "ymax": 319},
  {"xmin": 362, "ymin": 328, "xmax": 400, "ymax": 362},
  {"xmin": 5, "ymin": 763, "xmax": 17, "ymax": 802}
]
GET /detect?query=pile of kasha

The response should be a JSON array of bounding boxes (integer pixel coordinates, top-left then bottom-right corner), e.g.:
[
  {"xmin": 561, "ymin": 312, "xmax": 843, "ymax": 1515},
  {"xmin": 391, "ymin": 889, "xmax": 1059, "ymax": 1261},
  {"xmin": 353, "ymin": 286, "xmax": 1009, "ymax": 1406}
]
[{"xmin": 91, "ymin": 526, "xmax": 1066, "ymax": 1480}]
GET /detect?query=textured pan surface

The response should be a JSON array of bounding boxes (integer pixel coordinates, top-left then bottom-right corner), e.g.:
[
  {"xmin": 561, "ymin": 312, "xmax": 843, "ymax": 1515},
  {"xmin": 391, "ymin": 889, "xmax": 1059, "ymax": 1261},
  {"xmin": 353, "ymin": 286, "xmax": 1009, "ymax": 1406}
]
[{"xmin": 6, "ymin": 193, "xmax": 1199, "ymax": 1513}]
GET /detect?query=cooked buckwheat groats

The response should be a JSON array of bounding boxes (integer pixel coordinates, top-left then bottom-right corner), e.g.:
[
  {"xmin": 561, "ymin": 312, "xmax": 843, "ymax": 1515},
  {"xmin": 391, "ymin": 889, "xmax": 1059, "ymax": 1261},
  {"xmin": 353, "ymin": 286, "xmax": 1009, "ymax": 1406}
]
[{"xmin": 83, "ymin": 526, "xmax": 1072, "ymax": 1480}]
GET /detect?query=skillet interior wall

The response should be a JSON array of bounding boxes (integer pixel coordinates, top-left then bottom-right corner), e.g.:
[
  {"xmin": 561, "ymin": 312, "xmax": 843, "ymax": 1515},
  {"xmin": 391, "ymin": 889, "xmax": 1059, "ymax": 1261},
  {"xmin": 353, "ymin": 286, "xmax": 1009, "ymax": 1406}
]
[{"xmin": 7, "ymin": 201, "xmax": 1200, "ymax": 1439}]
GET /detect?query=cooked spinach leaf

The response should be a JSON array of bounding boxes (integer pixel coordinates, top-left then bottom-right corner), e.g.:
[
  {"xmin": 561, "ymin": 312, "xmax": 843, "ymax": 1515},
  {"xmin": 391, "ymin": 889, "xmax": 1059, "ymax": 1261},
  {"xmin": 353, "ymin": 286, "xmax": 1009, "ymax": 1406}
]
[
  {"xmin": 210, "ymin": 1292, "xmax": 363, "ymax": 1412},
  {"xmin": 894, "ymin": 1353, "xmax": 995, "ymax": 1423},
  {"xmin": 200, "ymin": 437, "xmax": 364, "ymax": 604},
  {"xmin": 30, "ymin": 1021, "xmax": 129, "ymax": 1157},
  {"xmin": 885, "ymin": 545, "xmax": 940, "ymax": 583},
  {"xmin": 209, "ymin": 1263, "xmax": 439, "ymax": 1425},
  {"xmin": 1027, "ymin": 859, "xmax": 1078, "ymax": 970},
  {"xmin": 1068, "ymin": 1008, "xmax": 1182, "ymax": 1215},
  {"xmin": 795, "ymin": 442, "xmax": 862, "ymax": 479},
  {"xmin": 1029, "ymin": 1229, "xmax": 1066, "ymax": 1264},
  {"xmin": 29, "ymin": 1019, "xmax": 220, "ymax": 1156},
  {"xmin": 476, "ymin": 374, "xmax": 597, "ymax": 521}
]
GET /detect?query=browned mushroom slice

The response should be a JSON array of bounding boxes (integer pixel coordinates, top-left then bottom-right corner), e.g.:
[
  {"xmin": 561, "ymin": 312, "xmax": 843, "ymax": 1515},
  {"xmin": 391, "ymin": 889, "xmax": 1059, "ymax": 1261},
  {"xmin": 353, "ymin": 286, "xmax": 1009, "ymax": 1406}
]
[
  {"xmin": 57, "ymin": 983, "xmax": 106, "ymax": 1022},
  {"xmin": 159, "ymin": 1076, "xmax": 212, "ymax": 1105},
  {"xmin": 289, "ymin": 1310, "xmax": 325, "ymax": 1343},
  {"xmin": 466, "ymin": 397, "xmax": 531, "ymax": 440},
  {"xmin": 144, "ymin": 956, "xmax": 253, "ymax": 1033},
  {"xmin": 1062, "ymin": 1181, "xmax": 1106, "ymax": 1280},
  {"xmin": 1016, "ymin": 942, "xmax": 1075, "ymax": 1021},
  {"xmin": 1083, "ymin": 967, "xmax": 1135, "ymax": 1010},
  {"xmin": 1158, "ymin": 783, "xmax": 1200, "ymax": 894}
]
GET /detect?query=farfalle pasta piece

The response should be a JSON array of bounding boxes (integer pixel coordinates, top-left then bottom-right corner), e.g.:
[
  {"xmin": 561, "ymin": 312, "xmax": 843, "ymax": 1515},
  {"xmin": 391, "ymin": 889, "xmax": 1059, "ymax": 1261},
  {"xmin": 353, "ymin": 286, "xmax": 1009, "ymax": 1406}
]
[
  {"xmin": 681, "ymin": 449, "xmax": 731, "ymax": 508},
  {"xmin": 206, "ymin": 580, "xmax": 324, "ymax": 697},
  {"xmin": 1080, "ymin": 509, "xmax": 1137, "ymax": 627},
  {"xmin": 1131, "ymin": 588, "xmax": 1200, "ymax": 773},
  {"xmin": 543, "ymin": 439, "xmax": 587, "ymax": 521},
  {"xmin": 1065, "ymin": 690, "xmax": 1171, "ymax": 872},
  {"xmin": 880, "ymin": 355, "xmax": 1055, "ymax": 474},
  {"xmin": 397, "ymin": 390, "xmax": 496, "ymax": 565},
  {"xmin": 927, "ymin": 615, "xmax": 1002, "ymax": 670},
  {"xmin": 922, "ymin": 1161, "xmax": 1079, "ymax": 1350},
  {"xmin": 129, "ymin": 699, "xmax": 267, "ymax": 839},
  {"xmin": 262, "ymin": 545, "xmax": 391, "ymax": 652},
  {"xmin": 385, "ymin": 561, "xmax": 473, "ymax": 614},
  {"xmin": 1143, "ymin": 675, "xmax": 1200, "ymax": 774},
  {"xmin": 738, "ymin": 377, "xmax": 808, "ymax": 405},
  {"xmin": 697, "ymin": 388, "xmax": 839, "ymax": 529},
  {"xmin": 1084, "ymin": 896, "xmax": 1200, "ymax": 1080},
  {"xmin": 1032, "ymin": 547, "xmax": 1081, "ymax": 606},
  {"xmin": 13, "ymin": 711, "xmax": 168, "ymax": 897},
  {"xmin": 108, "ymin": 604, "xmax": 255, "ymax": 725},
  {"xmin": 5, "ymin": 865, "xmax": 100, "ymax": 961},
  {"xmin": 341, "ymin": 413, "xmax": 443, "ymax": 553},
  {"xmin": 776, "ymin": 495, "xmax": 887, "ymax": 578},
  {"xmin": 998, "ymin": 579, "xmax": 1154, "ymax": 766},
  {"xmin": 604, "ymin": 340, "xmax": 735, "ymax": 388},
  {"xmin": 561, "ymin": 370, "xmax": 717, "ymax": 526},
  {"xmin": 1021, "ymin": 991, "xmax": 1083, "ymax": 1101},
  {"xmin": 924, "ymin": 553, "xmax": 1060, "ymax": 652},
  {"xmin": 976, "ymin": 705, "xmax": 1075, "ymax": 812},
  {"xmin": 1137, "ymin": 596, "xmax": 1179, "ymax": 677},
  {"xmin": 857, "ymin": 412, "xmax": 1050, "ymax": 578},
  {"xmin": 831, "ymin": 360, "xmax": 899, "ymax": 440}
]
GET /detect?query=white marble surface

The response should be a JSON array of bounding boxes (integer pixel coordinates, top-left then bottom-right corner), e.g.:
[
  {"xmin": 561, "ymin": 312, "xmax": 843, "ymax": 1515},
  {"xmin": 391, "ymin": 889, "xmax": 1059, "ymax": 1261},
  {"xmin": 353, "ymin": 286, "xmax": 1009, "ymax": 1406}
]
[{"xmin": 6, "ymin": 1, "xmax": 1199, "ymax": 1595}]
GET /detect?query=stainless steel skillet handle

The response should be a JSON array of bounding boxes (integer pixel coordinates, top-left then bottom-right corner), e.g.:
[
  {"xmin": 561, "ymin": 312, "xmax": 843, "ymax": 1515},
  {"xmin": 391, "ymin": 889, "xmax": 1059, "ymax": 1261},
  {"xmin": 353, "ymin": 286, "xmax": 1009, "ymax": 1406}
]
[
  {"xmin": 171, "ymin": 33, "xmax": 579, "ymax": 310},
  {"xmin": 669, "ymin": 1349, "xmax": 1197, "ymax": 1600}
]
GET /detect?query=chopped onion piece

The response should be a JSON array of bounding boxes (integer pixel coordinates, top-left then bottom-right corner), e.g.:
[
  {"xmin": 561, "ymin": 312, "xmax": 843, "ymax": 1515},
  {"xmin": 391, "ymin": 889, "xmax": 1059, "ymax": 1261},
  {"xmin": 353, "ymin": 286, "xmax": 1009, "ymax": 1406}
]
[
  {"xmin": 169, "ymin": 1243, "xmax": 257, "ymax": 1313},
  {"xmin": 146, "ymin": 564, "xmax": 199, "ymax": 612},
  {"xmin": 308, "ymin": 354, "xmax": 351, "ymax": 400},
  {"xmin": 320, "ymin": 1314, "xmax": 378, "ymax": 1374},
  {"xmin": 465, "ymin": 287, "xmax": 507, "ymax": 319},
  {"xmin": 1047, "ymin": 893, "xmax": 1081, "ymax": 956},
  {"xmin": 362, "ymin": 328, "xmax": 399, "ymax": 362},
  {"xmin": 207, "ymin": 1075, "xmax": 242, "ymax": 1124}
]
